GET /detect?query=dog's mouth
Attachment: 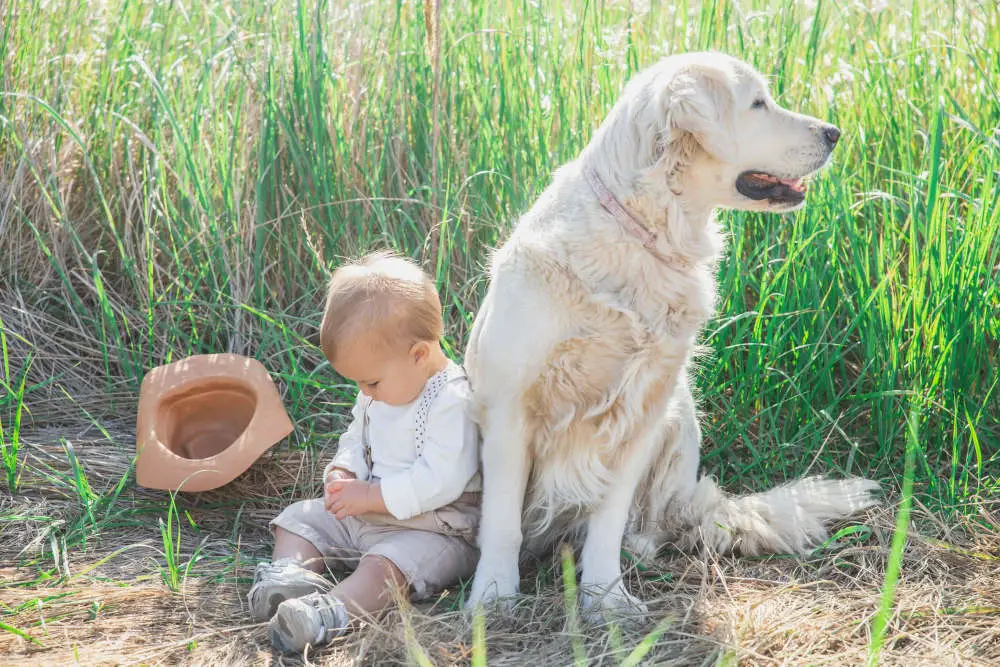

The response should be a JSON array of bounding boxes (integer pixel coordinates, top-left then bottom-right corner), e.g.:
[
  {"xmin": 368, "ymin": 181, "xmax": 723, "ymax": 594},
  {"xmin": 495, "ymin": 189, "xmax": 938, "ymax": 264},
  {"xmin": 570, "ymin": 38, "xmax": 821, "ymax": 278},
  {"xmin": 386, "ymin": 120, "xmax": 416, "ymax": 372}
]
[{"xmin": 735, "ymin": 171, "xmax": 808, "ymax": 206}]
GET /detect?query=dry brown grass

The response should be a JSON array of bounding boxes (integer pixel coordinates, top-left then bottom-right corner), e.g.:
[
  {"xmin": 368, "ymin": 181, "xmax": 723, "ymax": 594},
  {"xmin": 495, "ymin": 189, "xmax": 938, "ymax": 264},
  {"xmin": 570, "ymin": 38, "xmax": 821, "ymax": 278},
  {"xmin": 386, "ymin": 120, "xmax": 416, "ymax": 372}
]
[{"xmin": 2, "ymin": 426, "xmax": 998, "ymax": 666}]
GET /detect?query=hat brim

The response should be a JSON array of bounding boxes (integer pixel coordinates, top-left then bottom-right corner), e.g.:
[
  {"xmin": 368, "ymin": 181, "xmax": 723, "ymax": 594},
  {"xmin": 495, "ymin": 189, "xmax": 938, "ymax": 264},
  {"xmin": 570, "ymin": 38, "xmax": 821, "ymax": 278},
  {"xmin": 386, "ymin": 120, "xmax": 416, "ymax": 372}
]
[{"xmin": 135, "ymin": 353, "xmax": 293, "ymax": 492}]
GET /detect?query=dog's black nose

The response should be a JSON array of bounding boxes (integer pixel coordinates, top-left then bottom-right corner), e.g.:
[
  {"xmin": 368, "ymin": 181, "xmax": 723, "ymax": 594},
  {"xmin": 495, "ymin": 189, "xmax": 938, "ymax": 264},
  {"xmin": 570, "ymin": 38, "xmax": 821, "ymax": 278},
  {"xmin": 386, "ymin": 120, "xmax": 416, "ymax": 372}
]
[{"xmin": 822, "ymin": 125, "xmax": 841, "ymax": 148}]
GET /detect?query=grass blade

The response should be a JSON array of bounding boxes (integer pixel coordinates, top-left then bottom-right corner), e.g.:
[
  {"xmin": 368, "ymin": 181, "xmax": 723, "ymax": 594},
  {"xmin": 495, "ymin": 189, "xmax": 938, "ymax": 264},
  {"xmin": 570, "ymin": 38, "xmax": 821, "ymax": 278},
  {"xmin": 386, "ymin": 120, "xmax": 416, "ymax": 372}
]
[{"xmin": 868, "ymin": 400, "xmax": 920, "ymax": 664}]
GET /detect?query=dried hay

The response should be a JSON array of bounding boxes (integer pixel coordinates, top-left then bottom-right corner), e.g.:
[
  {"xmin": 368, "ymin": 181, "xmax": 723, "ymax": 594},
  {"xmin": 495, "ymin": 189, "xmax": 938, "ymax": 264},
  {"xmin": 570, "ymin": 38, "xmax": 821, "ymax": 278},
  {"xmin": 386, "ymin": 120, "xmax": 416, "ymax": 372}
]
[{"xmin": 2, "ymin": 425, "xmax": 998, "ymax": 665}]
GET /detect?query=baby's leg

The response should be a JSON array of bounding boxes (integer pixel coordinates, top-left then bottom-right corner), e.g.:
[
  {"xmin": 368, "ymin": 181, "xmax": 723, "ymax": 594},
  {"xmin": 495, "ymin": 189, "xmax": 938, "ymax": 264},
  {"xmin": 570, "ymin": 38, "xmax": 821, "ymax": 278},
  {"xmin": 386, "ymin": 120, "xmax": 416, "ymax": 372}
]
[
  {"xmin": 267, "ymin": 550, "xmax": 408, "ymax": 652},
  {"xmin": 251, "ymin": 500, "xmax": 352, "ymax": 621},
  {"xmin": 268, "ymin": 524, "xmax": 478, "ymax": 653},
  {"xmin": 273, "ymin": 526, "xmax": 324, "ymax": 572},
  {"xmin": 332, "ymin": 555, "xmax": 408, "ymax": 618}
]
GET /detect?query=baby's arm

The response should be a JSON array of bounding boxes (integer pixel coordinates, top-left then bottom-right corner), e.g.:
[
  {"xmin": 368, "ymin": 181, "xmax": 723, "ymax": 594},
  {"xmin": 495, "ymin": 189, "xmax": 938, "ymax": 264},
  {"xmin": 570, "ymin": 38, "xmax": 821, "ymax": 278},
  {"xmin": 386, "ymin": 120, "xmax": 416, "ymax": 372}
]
[
  {"xmin": 378, "ymin": 383, "xmax": 478, "ymax": 520},
  {"xmin": 321, "ymin": 394, "xmax": 367, "ymax": 512},
  {"xmin": 324, "ymin": 394, "xmax": 369, "ymax": 480}
]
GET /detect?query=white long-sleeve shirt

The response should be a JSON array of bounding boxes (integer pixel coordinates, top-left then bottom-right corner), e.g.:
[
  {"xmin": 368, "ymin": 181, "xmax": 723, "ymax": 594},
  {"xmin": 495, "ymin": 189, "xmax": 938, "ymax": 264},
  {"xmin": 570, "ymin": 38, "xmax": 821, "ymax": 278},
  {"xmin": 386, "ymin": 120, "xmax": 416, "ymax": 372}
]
[{"xmin": 324, "ymin": 362, "xmax": 481, "ymax": 520}]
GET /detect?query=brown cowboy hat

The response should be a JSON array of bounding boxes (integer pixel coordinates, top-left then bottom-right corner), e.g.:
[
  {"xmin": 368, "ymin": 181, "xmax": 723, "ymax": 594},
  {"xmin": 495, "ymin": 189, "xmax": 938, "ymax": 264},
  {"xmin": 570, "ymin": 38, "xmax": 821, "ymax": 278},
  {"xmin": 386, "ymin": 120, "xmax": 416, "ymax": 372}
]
[{"xmin": 135, "ymin": 353, "xmax": 293, "ymax": 491}]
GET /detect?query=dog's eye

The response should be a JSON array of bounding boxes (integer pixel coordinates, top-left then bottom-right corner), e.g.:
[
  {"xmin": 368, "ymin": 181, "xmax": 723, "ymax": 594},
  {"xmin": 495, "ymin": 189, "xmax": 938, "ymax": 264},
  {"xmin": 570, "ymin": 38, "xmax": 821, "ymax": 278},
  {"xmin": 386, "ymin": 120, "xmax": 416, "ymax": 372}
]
[{"xmin": 751, "ymin": 98, "xmax": 768, "ymax": 110}]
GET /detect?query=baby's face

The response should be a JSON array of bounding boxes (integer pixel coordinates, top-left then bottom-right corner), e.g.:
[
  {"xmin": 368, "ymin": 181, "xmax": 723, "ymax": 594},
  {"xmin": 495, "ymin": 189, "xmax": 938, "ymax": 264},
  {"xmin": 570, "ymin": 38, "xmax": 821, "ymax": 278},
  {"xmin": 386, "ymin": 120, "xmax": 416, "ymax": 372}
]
[{"xmin": 332, "ymin": 336, "xmax": 431, "ymax": 406}]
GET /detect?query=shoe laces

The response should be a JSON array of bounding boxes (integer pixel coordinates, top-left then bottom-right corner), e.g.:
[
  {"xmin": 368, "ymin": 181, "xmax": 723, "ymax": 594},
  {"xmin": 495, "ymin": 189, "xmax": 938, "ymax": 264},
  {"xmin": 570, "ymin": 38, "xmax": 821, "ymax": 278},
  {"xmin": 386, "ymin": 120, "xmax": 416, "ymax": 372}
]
[
  {"xmin": 298, "ymin": 592, "xmax": 348, "ymax": 639},
  {"xmin": 253, "ymin": 558, "xmax": 301, "ymax": 583}
]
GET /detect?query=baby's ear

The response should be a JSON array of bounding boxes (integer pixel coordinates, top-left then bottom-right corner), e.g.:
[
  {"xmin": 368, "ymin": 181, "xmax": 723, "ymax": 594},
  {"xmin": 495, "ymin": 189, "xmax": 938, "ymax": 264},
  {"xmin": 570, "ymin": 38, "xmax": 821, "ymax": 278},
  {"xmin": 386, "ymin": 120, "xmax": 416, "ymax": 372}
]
[{"xmin": 410, "ymin": 340, "xmax": 430, "ymax": 363}]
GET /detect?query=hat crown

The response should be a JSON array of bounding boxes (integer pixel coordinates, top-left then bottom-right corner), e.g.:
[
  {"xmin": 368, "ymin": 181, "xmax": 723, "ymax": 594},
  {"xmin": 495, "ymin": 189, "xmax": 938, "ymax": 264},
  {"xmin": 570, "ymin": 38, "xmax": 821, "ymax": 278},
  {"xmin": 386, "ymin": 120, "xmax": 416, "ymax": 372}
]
[
  {"xmin": 136, "ymin": 354, "xmax": 293, "ymax": 492},
  {"xmin": 158, "ymin": 379, "xmax": 258, "ymax": 460}
]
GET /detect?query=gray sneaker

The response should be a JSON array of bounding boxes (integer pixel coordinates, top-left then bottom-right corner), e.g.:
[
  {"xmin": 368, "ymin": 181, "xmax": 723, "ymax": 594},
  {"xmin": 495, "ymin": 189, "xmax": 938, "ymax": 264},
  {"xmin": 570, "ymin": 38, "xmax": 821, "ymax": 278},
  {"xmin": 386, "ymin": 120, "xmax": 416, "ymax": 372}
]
[
  {"xmin": 247, "ymin": 559, "xmax": 332, "ymax": 621},
  {"xmin": 268, "ymin": 592, "xmax": 350, "ymax": 653}
]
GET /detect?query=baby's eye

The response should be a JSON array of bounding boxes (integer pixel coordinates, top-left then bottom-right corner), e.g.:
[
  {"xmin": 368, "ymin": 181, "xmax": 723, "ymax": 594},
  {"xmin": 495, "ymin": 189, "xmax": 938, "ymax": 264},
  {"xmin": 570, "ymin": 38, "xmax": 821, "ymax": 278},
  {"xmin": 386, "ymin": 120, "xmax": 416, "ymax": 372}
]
[{"xmin": 367, "ymin": 381, "xmax": 380, "ymax": 389}]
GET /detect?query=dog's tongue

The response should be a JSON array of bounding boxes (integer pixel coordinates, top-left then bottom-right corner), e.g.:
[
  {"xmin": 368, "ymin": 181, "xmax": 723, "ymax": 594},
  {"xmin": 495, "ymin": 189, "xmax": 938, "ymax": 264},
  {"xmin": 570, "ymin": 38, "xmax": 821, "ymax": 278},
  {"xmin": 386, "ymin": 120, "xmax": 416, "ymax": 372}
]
[
  {"xmin": 749, "ymin": 172, "xmax": 805, "ymax": 193},
  {"xmin": 779, "ymin": 177, "xmax": 805, "ymax": 193}
]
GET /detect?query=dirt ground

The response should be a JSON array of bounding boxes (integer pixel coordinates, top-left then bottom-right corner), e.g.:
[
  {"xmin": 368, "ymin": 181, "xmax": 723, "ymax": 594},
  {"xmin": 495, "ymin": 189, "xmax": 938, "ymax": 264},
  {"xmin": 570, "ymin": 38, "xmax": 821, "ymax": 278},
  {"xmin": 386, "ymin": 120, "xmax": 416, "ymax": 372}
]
[{"xmin": 2, "ymin": 426, "xmax": 998, "ymax": 666}]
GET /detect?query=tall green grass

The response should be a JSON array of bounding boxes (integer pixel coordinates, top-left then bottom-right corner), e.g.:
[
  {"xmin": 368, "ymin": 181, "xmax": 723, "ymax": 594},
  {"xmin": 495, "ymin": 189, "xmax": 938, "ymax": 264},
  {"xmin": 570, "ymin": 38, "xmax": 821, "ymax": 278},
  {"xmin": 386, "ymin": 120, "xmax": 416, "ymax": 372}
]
[
  {"xmin": 2, "ymin": 0, "xmax": 999, "ymax": 654},
  {"xmin": 0, "ymin": 317, "xmax": 31, "ymax": 492},
  {"xmin": 4, "ymin": 0, "xmax": 997, "ymax": 493}
]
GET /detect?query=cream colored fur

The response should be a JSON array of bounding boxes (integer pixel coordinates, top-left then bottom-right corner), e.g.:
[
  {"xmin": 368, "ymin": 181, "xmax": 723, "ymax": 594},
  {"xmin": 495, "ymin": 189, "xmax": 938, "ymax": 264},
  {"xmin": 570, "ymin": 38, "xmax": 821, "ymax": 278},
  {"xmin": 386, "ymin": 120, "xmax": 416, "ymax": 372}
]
[{"xmin": 464, "ymin": 52, "xmax": 879, "ymax": 616}]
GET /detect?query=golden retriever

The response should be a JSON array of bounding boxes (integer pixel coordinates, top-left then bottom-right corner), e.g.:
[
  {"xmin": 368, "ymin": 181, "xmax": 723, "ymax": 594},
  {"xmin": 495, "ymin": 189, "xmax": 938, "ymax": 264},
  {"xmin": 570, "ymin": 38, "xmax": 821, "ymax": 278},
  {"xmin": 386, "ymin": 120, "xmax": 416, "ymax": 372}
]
[{"xmin": 464, "ymin": 52, "xmax": 878, "ymax": 616}]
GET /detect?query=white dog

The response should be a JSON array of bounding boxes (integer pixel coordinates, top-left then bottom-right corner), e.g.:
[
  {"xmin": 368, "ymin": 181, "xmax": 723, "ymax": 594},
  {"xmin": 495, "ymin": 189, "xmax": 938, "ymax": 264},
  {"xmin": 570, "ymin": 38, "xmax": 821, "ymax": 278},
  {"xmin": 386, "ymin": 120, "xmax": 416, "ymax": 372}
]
[{"xmin": 464, "ymin": 52, "xmax": 879, "ymax": 615}]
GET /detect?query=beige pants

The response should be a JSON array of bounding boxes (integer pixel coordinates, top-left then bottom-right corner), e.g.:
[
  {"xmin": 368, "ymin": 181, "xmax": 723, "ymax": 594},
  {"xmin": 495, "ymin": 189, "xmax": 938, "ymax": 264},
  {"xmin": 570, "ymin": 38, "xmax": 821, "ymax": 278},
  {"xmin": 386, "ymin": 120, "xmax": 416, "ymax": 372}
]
[{"xmin": 270, "ymin": 496, "xmax": 480, "ymax": 599}]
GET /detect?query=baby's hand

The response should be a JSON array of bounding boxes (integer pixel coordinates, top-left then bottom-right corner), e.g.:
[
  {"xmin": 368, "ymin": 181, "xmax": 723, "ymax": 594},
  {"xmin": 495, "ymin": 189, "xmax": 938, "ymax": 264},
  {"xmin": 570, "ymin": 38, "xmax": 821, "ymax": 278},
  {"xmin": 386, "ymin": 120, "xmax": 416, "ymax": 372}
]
[
  {"xmin": 325, "ymin": 479, "xmax": 377, "ymax": 519},
  {"xmin": 324, "ymin": 467, "xmax": 355, "ymax": 508}
]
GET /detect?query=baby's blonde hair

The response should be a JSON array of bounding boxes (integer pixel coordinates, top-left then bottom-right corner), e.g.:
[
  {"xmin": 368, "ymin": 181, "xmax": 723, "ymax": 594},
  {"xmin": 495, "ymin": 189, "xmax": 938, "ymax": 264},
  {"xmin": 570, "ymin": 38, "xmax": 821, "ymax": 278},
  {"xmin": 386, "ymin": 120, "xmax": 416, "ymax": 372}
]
[{"xmin": 319, "ymin": 251, "xmax": 443, "ymax": 364}]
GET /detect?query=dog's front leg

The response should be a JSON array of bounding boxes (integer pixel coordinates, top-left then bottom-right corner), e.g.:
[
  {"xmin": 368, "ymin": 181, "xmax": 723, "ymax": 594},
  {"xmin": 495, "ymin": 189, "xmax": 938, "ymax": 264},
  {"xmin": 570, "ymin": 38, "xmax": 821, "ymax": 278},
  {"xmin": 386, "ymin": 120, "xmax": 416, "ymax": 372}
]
[
  {"xmin": 465, "ymin": 400, "xmax": 531, "ymax": 610},
  {"xmin": 624, "ymin": 374, "xmax": 702, "ymax": 561},
  {"xmin": 578, "ymin": 424, "xmax": 663, "ymax": 620}
]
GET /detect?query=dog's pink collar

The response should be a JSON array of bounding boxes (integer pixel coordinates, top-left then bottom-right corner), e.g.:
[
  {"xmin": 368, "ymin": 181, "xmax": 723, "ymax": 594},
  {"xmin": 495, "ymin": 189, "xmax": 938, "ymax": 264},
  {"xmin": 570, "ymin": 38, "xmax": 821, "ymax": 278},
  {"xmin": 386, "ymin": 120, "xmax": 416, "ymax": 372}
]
[{"xmin": 583, "ymin": 166, "xmax": 691, "ymax": 270}]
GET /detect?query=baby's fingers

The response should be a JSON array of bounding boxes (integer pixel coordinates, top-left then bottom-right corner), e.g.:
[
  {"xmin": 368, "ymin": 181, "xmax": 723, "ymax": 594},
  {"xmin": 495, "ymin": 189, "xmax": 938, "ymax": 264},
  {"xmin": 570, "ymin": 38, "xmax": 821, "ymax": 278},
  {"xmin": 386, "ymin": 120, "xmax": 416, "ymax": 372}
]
[
  {"xmin": 324, "ymin": 492, "xmax": 339, "ymax": 513},
  {"xmin": 327, "ymin": 479, "xmax": 350, "ymax": 492}
]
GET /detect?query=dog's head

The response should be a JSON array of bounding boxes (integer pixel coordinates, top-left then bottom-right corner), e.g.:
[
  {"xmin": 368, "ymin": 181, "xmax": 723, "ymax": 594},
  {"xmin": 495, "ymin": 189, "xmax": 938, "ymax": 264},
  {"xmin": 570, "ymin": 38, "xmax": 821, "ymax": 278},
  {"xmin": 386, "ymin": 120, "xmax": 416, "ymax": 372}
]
[{"xmin": 596, "ymin": 52, "xmax": 840, "ymax": 213}]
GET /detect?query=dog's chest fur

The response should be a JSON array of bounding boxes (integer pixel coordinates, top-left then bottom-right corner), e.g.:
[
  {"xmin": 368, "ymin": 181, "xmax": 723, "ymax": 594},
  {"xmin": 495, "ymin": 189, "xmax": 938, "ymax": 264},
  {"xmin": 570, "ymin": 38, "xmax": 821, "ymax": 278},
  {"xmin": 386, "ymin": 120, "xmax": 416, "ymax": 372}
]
[{"xmin": 518, "ymin": 229, "xmax": 717, "ymax": 522}]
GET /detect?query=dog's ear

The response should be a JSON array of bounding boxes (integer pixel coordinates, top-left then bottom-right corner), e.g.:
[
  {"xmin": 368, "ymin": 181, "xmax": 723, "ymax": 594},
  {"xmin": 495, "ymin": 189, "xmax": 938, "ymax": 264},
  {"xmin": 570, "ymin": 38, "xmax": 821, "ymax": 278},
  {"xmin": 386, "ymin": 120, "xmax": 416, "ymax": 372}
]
[{"xmin": 663, "ymin": 65, "xmax": 737, "ymax": 163}]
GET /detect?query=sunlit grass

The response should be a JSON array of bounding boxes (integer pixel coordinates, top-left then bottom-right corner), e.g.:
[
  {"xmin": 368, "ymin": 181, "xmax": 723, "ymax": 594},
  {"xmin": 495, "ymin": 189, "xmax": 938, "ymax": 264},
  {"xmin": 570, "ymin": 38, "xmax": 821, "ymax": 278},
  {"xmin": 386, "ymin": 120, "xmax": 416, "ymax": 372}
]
[{"xmin": 1, "ymin": 0, "xmax": 998, "ymax": 660}]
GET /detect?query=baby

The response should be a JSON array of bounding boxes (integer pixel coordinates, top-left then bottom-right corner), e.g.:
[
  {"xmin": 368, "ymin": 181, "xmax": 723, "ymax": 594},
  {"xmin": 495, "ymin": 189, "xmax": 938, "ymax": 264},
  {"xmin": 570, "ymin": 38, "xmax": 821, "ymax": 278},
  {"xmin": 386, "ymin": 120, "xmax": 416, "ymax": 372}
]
[{"xmin": 248, "ymin": 252, "xmax": 481, "ymax": 653}]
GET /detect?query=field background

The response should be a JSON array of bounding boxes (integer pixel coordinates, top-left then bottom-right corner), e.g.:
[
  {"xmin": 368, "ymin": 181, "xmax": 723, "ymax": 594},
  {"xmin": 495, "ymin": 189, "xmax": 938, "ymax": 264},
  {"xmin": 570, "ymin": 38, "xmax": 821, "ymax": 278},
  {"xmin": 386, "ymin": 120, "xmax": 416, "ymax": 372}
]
[{"xmin": 1, "ymin": 0, "xmax": 998, "ymax": 664}]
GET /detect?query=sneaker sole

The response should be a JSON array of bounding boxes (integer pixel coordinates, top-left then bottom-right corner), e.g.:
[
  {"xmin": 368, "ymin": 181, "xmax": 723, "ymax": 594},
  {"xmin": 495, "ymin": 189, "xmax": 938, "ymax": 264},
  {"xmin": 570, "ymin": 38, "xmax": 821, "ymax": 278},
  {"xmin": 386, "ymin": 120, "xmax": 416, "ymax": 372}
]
[{"xmin": 268, "ymin": 612, "xmax": 308, "ymax": 654}]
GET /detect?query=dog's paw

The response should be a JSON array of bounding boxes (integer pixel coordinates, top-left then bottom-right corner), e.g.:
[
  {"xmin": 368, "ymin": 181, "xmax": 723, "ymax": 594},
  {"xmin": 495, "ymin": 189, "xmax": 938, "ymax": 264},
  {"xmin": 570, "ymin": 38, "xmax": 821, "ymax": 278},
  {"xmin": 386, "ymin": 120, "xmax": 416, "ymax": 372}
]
[
  {"xmin": 464, "ymin": 563, "xmax": 520, "ymax": 613},
  {"xmin": 579, "ymin": 582, "xmax": 648, "ymax": 624}
]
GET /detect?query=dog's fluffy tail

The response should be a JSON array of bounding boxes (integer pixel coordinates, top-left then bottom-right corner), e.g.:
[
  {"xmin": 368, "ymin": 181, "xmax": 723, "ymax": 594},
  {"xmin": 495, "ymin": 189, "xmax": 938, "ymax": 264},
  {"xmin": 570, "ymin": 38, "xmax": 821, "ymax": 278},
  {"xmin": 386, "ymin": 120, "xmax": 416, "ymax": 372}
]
[{"xmin": 671, "ymin": 476, "xmax": 880, "ymax": 556}]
